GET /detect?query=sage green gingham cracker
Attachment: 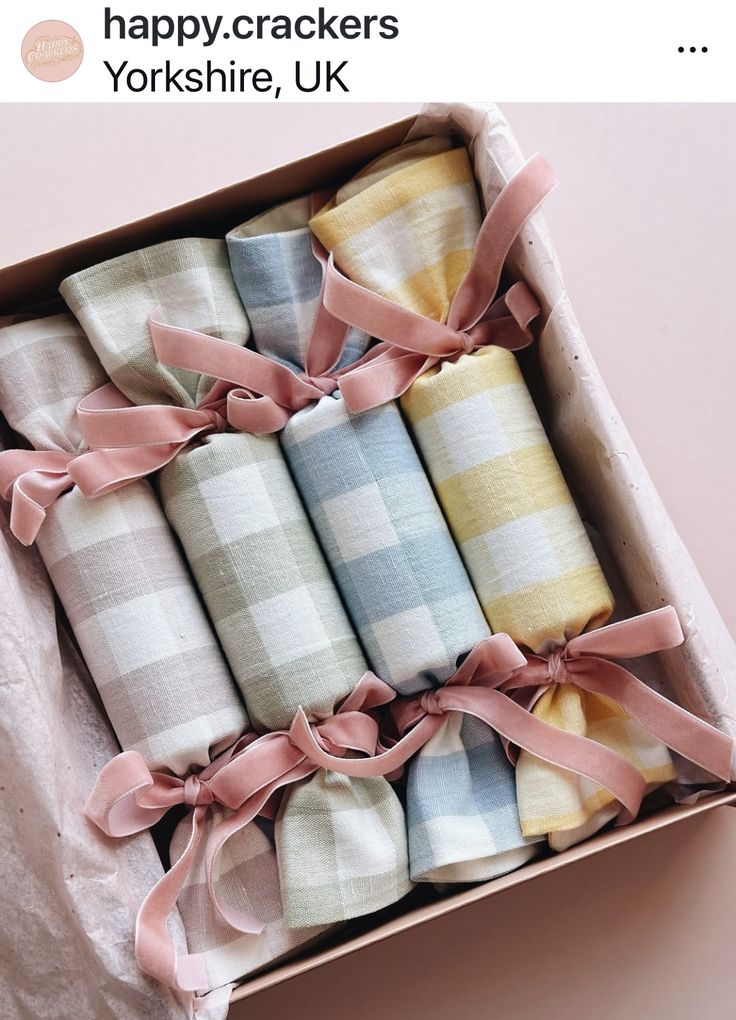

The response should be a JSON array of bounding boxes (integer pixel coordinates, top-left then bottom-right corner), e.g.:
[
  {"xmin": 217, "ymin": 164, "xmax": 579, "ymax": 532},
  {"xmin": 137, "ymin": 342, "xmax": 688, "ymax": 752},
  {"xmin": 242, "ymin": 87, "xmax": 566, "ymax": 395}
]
[{"xmin": 61, "ymin": 239, "xmax": 412, "ymax": 928}]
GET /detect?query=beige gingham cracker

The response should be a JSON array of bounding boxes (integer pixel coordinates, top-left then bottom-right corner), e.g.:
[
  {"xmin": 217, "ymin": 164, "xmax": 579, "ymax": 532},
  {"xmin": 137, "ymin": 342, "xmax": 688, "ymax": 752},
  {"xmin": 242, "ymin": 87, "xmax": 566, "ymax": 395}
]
[
  {"xmin": 0, "ymin": 314, "xmax": 247, "ymax": 775},
  {"xmin": 62, "ymin": 240, "xmax": 412, "ymax": 928},
  {"xmin": 0, "ymin": 313, "xmax": 322, "ymax": 989}
]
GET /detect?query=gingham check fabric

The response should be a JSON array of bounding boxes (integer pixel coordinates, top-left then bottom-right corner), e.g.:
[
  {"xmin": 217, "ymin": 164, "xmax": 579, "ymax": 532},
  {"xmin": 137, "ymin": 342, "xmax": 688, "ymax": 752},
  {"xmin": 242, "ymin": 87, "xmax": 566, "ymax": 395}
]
[
  {"xmin": 60, "ymin": 238, "xmax": 248, "ymax": 409},
  {"xmin": 0, "ymin": 314, "xmax": 247, "ymax": 776},
  {"xmin": 515, "ymin": 685, "xmax": 677, "ymax": 850},
  {"xmin": 227, "ymin": 195, "xmax": 369, "ymax": 374},
  {"xmin": 170, "ymin": 811, "xmax": 325, "ymax": 990},
  {"xmin": 403, "ymin": 348, "xmax": 614, "ymax": 651},
  {"xmin": 229, "ymin": 201, "xmax": 540, "ymax": 883},
  {"xmin": 62, "ymin": 240, "xmax": 411, "ymax": 927},
  {"xmin": 310, "ymin": 141, "xmax": 675, "ymax": 845},
  {"xmin": 0, "ymin": 315, "xmax": 312, "ymax": 988}
]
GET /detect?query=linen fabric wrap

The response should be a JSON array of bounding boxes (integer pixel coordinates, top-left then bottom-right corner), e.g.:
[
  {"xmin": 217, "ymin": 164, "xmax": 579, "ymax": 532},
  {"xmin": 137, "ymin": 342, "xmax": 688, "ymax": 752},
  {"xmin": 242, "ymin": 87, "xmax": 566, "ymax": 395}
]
[
  {"xmin": 310, "ymin": 141, "xmax": 676, "ymax": 845},
  {"xmin": 228, "ymin": 197, "xmax": 540, "ymax": 883},
  {"xmin": 61, "ymin": 239, "xmax": 411, "ymax": 928},
  {"xmin": 0, "ymin": 314, "xmax": 247, "ymax": 775},
  {"xmin": 0, "ymin": 314, "xmax": 315, "ymax": 989}
]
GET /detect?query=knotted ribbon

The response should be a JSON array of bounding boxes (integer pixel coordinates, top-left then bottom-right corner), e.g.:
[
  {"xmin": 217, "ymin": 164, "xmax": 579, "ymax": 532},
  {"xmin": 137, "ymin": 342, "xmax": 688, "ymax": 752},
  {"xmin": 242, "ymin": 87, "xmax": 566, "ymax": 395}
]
[
  {"xmin": 146, "ymin": 305, "xmax": 365, "ymax": 435},
  {"xmin": 106, "ymin": 156, "xmax": 551, "ymax": 437},
  {"xmin": 37, "ymin": 155, "xmax": 551, "ymax": 491},
  {"xmin": 384, "ymin": 633, "xmax": 651, "ymax": 828},
  {"xmin": 311, "ymin": 151, "xmax": 556, "ymax": 413},
  {"xmin": 85, "ymin": 672, "xmax": 414, "ymax": 991},
  {"xmin": 498, "ymin": 606, "xmax": 733, "ymax": 785},
  {"xmin": 84, "ymin": 630, "xmax": 674, "ymax": 990},
  {"xmin": 0, "ymin": 378, "xmax": 237, "ymax": 538}
]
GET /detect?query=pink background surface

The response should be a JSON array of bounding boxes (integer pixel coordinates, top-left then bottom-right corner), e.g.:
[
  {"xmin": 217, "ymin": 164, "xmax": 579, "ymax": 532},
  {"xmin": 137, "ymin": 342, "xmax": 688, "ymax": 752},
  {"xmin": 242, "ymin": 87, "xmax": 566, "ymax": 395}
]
[{"xmin": 1, "ymin": 103, "xmax": 734, "ymax": 1017}]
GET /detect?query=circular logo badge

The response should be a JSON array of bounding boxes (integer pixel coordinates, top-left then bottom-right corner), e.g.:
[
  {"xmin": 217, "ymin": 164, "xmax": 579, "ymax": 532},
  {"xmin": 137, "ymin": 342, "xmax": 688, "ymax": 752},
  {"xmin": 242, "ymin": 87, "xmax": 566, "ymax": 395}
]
[{"xmin": 21, "ymin": 20, "xmax": 84, "ymax": 82}]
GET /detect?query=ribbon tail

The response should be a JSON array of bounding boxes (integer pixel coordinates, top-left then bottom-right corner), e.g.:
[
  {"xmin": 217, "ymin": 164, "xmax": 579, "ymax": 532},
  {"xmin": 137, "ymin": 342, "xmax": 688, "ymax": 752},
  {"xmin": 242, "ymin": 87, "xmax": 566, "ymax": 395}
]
[
  {"xmin": 449, "ymin": 152, "xmax": 557, "ymax": 329},
  {"xmin": 9, "ymin": 476, "xmax": 65, "ymax": 545},
  {"xmin": 0, "ymin": 450, "xmax": 77, "ymax": 545},
  {"xmin": 570, "ymin": 661, "xmax": 734, "ymax": 782},
  {"xmin": 150, "ymin": 315, "xmax": 249, "ymax": 381},
  {"xmin": 322, "ymin": 254, "xmax": 462, "ymax": 356},
  {"xmin": 135, "ymin": 805, "xmax": 210, "ymax": 992},
  {"xmin": 468, "ymin": 314, "xmax": 536, "ymax": 354},
  {"xmin": 84, "ymin": 750, "xmax": 169, "ymax": 836},
  {"xmin": 504, "ymin": 281, "xmax": 542, "ymax": 335},
  {"xmin": 10, "ymin": 488, "xmax": 46, "ymax": 545},
  {"xmin": 306, "ymin": 226, "xmax": 353, "ymax": 378},
  {"xmin": 203, "ymin": 795, "xmax": 271, "ymax": 935},
  {"xmin": 69, "ymin": 444, "xmax": 188, "ymax": 498},
  {"xmin": 150, "ymin": 312, "xmax": 319, "ymax": 419},
  {"xmin": 289, "ymin": 707, "xmax": 443, "ymax": 776},
  {"xmin": 441, "ymin": 687, "xmax": 647, "ymax": 823},
  {"xmin": 338, "ymin": 348, "xmax": 436, "ymax": 414},
  {"xmin": 204, "ymin": 757, "xmax": 318, "ymax": 934},
  {"xmin": 567, "ymin": 606, "xmax": 684, "ymax": 659}
]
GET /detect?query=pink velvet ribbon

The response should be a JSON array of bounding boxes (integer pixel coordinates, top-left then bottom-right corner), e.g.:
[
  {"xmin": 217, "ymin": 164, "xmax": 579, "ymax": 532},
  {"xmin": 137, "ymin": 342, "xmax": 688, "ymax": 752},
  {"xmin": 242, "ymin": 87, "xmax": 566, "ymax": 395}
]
[
  {"xmin": 84, "ymin": 633, "xmax": 661, "ymax": 991},
  {"xmin": 106, "ymin": 155, "xmax": 552, "ymax": 435},
  {"xmin": 0, "ymin": 154, "xmax": 549, "ymax": 535},
  {"xmin": 386, "ymin": 633, "xmax": 650, "ymax": 827},
  {"xmin": 497, "ymin": 606, "xmax": 734, "ymax": 784},
  {"xmin": 84, "ymin": 671, "xmax": 416, "ymax": 992},
  {"xmin": 0, "ymin": 450, "xmax": 77, "ymax": 545},
  {"xmin": 0, "ymin": 153, "xmax": 554, "ymax": 531},
  {"xmin": 316, "ymin": 151, "xmax": 556, "ymax": 412},
  {"xmin": 147, "ymin": 308, "xmax": 369, "ymax": 436},
  {"xmin": 0, "ymin": 379, "xmax": 235, "ymax": 542},
  {"xmin": 69, "ymin": 379, "xmax": 235, "ymax": 498}
]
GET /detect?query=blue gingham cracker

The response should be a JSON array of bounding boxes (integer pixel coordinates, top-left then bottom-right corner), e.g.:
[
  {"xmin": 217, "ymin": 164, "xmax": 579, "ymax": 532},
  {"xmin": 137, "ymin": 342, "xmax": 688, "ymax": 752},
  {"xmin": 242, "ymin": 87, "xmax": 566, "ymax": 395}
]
[
  {"xmin": 228, "ymin": 201, "xmax": 541, "ymax": 882},
  {"xmin": 227, "ymin": 195, "xmax": 369, "ymax": 373}
]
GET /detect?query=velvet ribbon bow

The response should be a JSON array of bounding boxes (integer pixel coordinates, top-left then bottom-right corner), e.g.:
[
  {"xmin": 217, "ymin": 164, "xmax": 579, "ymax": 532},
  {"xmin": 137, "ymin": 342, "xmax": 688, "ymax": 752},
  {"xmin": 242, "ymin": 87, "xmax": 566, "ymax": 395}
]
[
  {"xmin": 85, "ymin": 671, "xmax": 411, "ymax": 991},
  {"xmin": 313, "ymin": 151, "xmax": 556, "ymax": 413},
  {"xmin": 84, "ymin": 631, "xmax": 674, "ymax": 992},
  {"xmin": 388, "ymin": 608, "xmax": 733, "ymax": 826},
  {"xmin": 0, "ymin": 154, "xmax": 552, "ymax": 536},
  {"xmin": 389, "ymin": 634, "xmax": 647, "ymax": 827},
  {"xmin": 498, "ymin": 606, "xmax": 734, "ymax": 785},
  {"xmin": 0, "ymin": 377, "xmax": 236, "ymax": 543},
  {"xmin": 297, "ymin": 631, "xmax": 695, "ymax": 823},
  {"xmin": 118, "ymin": 154, "xmax": 552, "ymax": 432},
  {"xmin": 0, "ymin": 449, "xmax": 78, "ymax": 545}
]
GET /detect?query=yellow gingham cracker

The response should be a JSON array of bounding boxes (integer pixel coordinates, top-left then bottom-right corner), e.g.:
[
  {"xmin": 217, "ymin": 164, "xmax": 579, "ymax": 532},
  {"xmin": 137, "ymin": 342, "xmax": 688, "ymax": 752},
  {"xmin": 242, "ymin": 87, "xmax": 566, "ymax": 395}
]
[
  {"xmin": 403, "ymin": 347, "xmax": 613, "ymax": 652},
  {"xmin": 311, "ymin": 140, "xmax": 675, "ymax": 844}
]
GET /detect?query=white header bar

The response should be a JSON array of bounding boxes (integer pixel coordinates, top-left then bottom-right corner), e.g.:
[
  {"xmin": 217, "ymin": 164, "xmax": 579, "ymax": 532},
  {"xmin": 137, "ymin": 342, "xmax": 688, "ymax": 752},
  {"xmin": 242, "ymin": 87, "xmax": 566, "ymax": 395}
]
[{"xmin": 1, "ymin": 0, "xmax": 734, "ymax": 102}]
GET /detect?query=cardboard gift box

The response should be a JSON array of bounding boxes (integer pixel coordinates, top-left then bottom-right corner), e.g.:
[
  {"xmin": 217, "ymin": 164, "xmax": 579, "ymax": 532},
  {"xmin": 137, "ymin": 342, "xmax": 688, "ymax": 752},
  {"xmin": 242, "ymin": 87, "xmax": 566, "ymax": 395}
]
[{"xmin": 1, "ymin": 102, "xmax": 734, "ymax": 1016}]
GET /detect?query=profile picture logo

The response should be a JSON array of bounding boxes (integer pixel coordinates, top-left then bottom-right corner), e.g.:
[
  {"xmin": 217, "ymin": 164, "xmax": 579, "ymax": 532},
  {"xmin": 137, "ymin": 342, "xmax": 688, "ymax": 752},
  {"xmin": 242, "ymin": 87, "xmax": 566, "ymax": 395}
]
[{"xmin": 21, "ymin": 20, "xmax": 84, "ymax": 82}]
